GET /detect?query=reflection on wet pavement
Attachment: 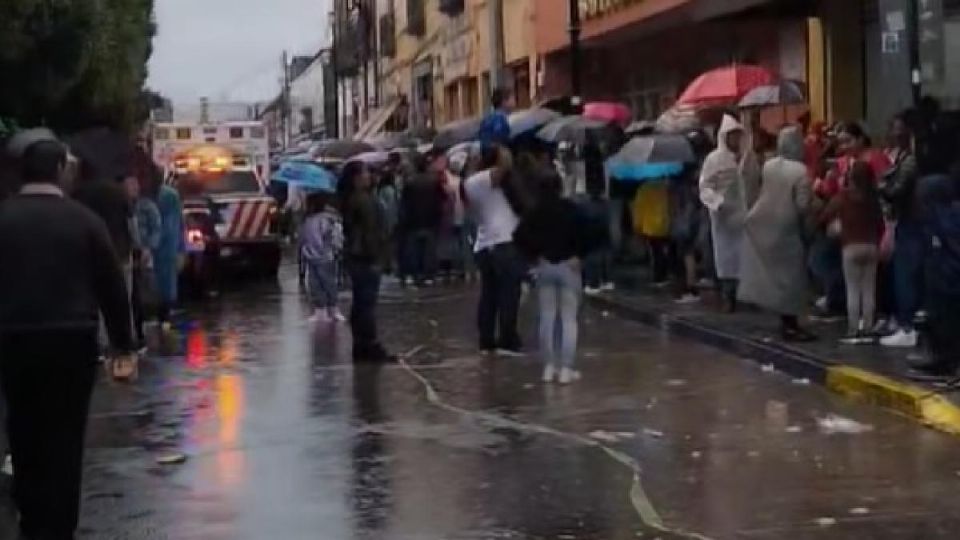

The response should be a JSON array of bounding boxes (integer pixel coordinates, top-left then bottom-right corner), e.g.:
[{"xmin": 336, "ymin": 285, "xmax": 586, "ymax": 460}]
[{"xmin": 5, "ymin": 263, "xmax": 960, "ymax": 539}]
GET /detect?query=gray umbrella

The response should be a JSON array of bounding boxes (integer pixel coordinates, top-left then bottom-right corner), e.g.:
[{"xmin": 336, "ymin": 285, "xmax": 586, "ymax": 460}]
[
  {"xmin": 606, "ymin": 134, "xmax": 694, "ymax": 181},
  {"xmin": 310, "ymin": 139, "xmax": 376, "ymax": 160},
  {"xmin": 738, "ymin": 80, "xmax": 806, "ymax": 108},
  {"xmin": 536, "ymin": 116, "xmax": 620, "ymax": 146},
  {"xmin": 509, "ymin": 108, "xmax": 560, "ymax": 138},
  {"xmin": 433, "ymin": 117, "xmax": 482, "ymax": 150}
]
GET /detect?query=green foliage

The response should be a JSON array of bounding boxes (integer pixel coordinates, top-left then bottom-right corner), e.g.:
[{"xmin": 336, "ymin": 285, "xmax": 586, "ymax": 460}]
[{"xmin": 0, "ymin": 0, "xmax": 157, "ymax": 132}]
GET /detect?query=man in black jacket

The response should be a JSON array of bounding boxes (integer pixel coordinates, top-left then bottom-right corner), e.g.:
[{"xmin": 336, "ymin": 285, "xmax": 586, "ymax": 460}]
[{"xmin": 0, "ymin": 137, "xmax": 134, "ymax": 539}]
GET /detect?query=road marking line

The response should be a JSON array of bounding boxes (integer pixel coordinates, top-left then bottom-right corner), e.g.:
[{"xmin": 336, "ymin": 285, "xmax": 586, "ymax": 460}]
[{"xmin": 397, "ymin": 345, "xmax": 713, "ymax": 540}]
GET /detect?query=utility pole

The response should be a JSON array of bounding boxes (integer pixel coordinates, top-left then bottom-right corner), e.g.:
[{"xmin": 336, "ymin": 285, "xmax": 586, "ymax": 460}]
[
  {"xmin": 488, "ymin": 0, "xmax": 505, "ymax": 93},
  {"xmin": 281, "ymin": 50, "xmax": 291, "ymax": 148},
  {"xmin": 330, "ymin": 8, "xmax": 340, "ymax": 139},
  {"xmin": 568, "ymin": 0, "xmax": 582, "ymax": 110}
]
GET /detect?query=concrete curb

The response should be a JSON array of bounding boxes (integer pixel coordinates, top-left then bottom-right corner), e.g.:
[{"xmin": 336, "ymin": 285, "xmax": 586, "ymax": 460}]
[{"xmin": 589, "ymin": 293, "xmax": 960, "ymax": 437}]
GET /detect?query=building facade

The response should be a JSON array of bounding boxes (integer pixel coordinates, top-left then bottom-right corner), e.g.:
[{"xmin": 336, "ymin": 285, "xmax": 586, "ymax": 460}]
[{"xmin": 333, "ymin": 0, "xmax": 537, "ymax": 139}]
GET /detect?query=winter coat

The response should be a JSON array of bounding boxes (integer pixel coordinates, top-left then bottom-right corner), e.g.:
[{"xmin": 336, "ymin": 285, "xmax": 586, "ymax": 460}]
[
  {"xmin": 737, "ymin": 127, "xmax": 812, "ymax": 315},
  {"xmin": 700, "ymin": 115, "xmax": 747, "ymax": 279}
]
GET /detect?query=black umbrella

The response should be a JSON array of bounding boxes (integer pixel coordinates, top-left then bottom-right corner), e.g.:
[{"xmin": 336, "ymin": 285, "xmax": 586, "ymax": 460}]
[
  {"xmin": 433, "ymin": 117, "xmax": 482, "ymax": 150},
  {"xmin": 64, "ymin": 128, "xmax": 133, "ymax": 181},
  {"xmin": 310, "ymin": 139, "xmax": 376, "ymax": 160}
]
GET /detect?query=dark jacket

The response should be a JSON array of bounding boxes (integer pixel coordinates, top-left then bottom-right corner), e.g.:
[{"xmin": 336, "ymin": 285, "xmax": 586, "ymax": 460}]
[
  {"xmin": 400, "ymin": 173, "xmax": 445, "ymax": 230},
  {"xmin": 0, "ymin": 189, "xmax": 133, "ymax": 350},
  {"xmin": 73, "ymin": 179, "xmax": 133, "ymax": 260},
  {"xmin": 344, "ymin": 190, "xmax": 387, "ymax": 264},
  {"xmin": 515, "ymin": 197, "xmax": 589, "ymax": 263},
  {"xmin": 880, "ymin": 150, "xmax": 920, "ymax": 221}
]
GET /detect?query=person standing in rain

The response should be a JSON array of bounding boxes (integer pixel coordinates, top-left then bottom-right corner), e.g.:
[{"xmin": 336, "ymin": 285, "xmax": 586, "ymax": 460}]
[
  {"xmin": 340, "ymin": 161, "xmax": 395, "ymax": 363},
  {"xmin": 478, "ymin": 88, "xmax": 512, "ymax": 148},
  {"xmin": 738, "ymin": 126, "xmax": 816, "ymax": 341},
  {"xmin": 700, "ymin": 114, "xmax": 748, "ymax": 312},
  {"xmin": 464, "ymin": 145, "xmax": 525, "ymax": 356},
  {"xmin": 152, "ymin": 180, "xmax": 185, "ymax": 331},
  {"xmin": 0, "ymin": 136, "xmax": 134, "ymax": 539}
]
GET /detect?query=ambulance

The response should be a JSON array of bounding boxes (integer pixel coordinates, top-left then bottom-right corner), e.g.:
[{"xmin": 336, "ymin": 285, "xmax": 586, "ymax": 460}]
[{"xmin": 162, "ymin": 142, "xmax": 281, "ymax": 290}]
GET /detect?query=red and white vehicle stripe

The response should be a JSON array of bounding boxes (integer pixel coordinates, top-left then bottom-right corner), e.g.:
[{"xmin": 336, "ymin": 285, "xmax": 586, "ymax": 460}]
[{"xmin": 223, "ymin": 199, "xmax": 274, "ymax": 240}]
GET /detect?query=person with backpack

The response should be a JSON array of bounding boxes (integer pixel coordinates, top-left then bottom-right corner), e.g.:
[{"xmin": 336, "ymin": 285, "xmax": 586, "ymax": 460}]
[{"xmin": 300, "ymin": 192, "xmax": 345, "ymax": 324}]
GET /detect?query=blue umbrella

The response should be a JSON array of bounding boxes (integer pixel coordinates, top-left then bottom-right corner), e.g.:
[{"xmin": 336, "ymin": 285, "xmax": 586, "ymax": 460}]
[
  {"xmin": 271, "ymin": 160, "xmax": 337, "ymax": 192},
  {"xmin": 606, "ymin": 134, "xmax": 693, "ymax": 181}
]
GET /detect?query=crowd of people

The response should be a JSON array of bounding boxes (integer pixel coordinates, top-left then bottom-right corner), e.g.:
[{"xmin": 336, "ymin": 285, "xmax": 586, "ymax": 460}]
[
  {"xmin": 295, "ymin": 90, "xmax": 960, "ymax": 386},
  {"xmin": 0, "ymin": 128, "xmax": 188, "ymax": 539}
]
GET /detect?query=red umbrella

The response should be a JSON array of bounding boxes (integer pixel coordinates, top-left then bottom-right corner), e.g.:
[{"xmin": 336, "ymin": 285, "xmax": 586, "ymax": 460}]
[
  {"xmin": 583, "ymin": 102, "xmax": 632, "ymax": 127},
  {"xmin": 677, "ymin": 64, "xmax": 776, "ymax": 107}
]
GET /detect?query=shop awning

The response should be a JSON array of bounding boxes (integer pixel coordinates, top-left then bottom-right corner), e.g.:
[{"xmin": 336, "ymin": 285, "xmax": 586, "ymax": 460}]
[{"xmin": 354, "ymin": 98, "xmax": 403, "ymax": 141}]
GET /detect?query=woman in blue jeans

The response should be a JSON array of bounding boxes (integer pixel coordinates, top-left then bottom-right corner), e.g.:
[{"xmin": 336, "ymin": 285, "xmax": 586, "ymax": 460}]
[{"xmin": 515, "ymin": 170, "xmax": 592, "ymax": 384}]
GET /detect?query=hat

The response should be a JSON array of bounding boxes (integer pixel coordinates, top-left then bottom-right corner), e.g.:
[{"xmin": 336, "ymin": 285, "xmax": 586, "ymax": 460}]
[{"xmin": 6, "ymin": 127, "xmax": 59, "ymax": 159}]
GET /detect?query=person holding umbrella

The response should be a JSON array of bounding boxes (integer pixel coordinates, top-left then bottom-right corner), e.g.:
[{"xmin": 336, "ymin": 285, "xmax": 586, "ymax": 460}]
[{"xmin": 339, "ymin": 161, "xmax": 395, "ymax": 363}]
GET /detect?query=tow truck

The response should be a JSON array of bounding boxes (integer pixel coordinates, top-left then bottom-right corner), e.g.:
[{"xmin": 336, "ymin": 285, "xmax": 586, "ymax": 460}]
[{"xmin": 166, "ymin": 146, "xmax": 281, "ymax": 293}]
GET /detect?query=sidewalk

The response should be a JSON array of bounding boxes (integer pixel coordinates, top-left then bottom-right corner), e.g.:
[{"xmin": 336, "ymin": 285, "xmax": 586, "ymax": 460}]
[{"xmin": 588, "ymin": 266, "xmax": 960, "ymax": 436}]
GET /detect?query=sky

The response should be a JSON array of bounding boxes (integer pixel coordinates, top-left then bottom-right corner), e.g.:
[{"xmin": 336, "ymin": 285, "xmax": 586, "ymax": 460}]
[{"xmin": 148, "ymin": 0, "xmax": 330, "ymax": 107}]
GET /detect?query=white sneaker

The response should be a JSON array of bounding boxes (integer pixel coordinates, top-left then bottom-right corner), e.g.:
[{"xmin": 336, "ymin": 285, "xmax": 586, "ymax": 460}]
[
  {"xmin": 404, "ymin": 277, "xmax": 415, "ymax": 287},
  {"xmin": 675, "ymin": 293, "xmax": 701, "ymax": 305},
  {"xmin": 542, "ymin": 364, "xmax": 557, "ymax": 383},
  {"xmin": 601, "ymin": 282, "xmax": 616, "ymax": 291},
  {"xmin": 583, "ymin": 287, "xmax": 602, "ymax": 296},
  {"xmin": 558, "ymin": 367, "xmax": 581, "ymax": 384},
  {"xmin": 329, "ymin": 308, "xmax": 347, "ymax": 322},
  {"xmin": 2, "ymin": 454, "xmax": 12, "ymax": 476},
  {"xmin": 496, "ymin": 348, "xmax": 526, "ymax": 358},
  {"xmin": 880, "ymin": 329, "xmax": 918, "ymax": 348},
  {"xmin": 814, "ymin": 296, "xmax": 828, "ymax": 312},
  {"xmin": 308, "ymin": 310, "xmax": 330, "ymax": 324}
]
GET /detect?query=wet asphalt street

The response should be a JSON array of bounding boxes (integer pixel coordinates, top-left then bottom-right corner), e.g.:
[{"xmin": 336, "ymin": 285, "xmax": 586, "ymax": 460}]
[{"xmin": 4, "ymin": 260, "xmax": 960, "ymax": 540}]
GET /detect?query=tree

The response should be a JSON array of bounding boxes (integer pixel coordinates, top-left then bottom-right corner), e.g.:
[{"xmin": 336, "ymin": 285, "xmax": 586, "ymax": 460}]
[{"xmin": 0, "ymin": 0, "xmax": 156, "ymax": 132}]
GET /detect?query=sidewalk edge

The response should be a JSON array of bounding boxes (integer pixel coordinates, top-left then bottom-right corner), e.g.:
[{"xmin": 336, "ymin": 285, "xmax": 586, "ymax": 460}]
[{"xmin": 590, "ymin": 294, "xmax": 960, "ymax": 436}]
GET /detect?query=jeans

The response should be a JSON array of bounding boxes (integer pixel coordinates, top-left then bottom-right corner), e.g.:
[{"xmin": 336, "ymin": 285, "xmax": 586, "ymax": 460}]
[
  {"xmin": 583, "ymin": 248, "xmax": 612, "ymax": 288},
  {"xmin": 893, "ymin": 219, "xmax": 926, "ymax": 329},
  {"xmin": 537, "ymin": 261, "xmax": 581, "ymax": 368},
  {"xmin": 927, "ymin": 292, "xmax": 960, "ymax": 372},
  {"xmin": 842, "ymin": 244, "xmax": 879, "ymax": 333},
  {"xmin": 403, "ymin": 228, "xmax": 438, "ymax": 282},
  {"xmin": 307, "ymin": 259, "xmax": 339, "ymax": 309},
  {"xmin": 609, "ymin": 198, "xmax": 625, "ymax": 255},
  {"xmin": 809, "ymin": 234, "xmax": 846, "ymax": 313},
  {"xmin": 0, "ymin": 330, "xmax": 98, "ymax": 539},
  {"xmin": 476, "ymin": 243, "xmax": 524, "ymax": 350},
  {"xmin": 347, "ymin": 260, "xmax": 382, "ymax": 350}
]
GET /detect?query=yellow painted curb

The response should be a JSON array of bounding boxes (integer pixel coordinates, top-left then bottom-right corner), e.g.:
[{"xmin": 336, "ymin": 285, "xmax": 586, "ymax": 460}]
[{"xmin": 826, "ymin": 366, "xmax": 960, "ymax": 435}]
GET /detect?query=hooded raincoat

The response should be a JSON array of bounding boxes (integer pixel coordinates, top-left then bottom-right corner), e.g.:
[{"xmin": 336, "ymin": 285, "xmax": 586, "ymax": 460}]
[
  {"xmin": 153, "ymin": 185, "xmax": 185, "ymax": 305},
  {"xmin": 737, "ymin": 126, "xmax": 812, "ymax": 315},
  {"xmin": 699, "ymin": 115, "xmax": 747, "ymax": 280}
]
